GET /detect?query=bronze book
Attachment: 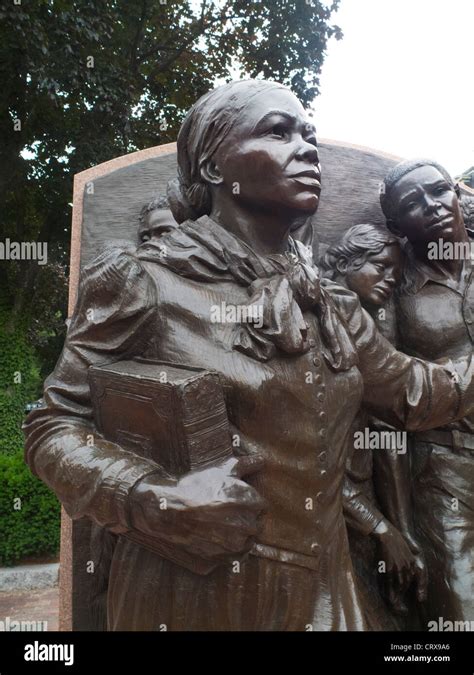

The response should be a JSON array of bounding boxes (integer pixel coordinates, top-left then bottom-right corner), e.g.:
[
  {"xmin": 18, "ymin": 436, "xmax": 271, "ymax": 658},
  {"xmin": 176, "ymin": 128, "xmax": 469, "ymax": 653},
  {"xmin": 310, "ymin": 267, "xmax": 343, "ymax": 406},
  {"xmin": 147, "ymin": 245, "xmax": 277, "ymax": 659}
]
[{"xmin": 88, "ymin": 357, "xmax": 234, "ymax": 575}]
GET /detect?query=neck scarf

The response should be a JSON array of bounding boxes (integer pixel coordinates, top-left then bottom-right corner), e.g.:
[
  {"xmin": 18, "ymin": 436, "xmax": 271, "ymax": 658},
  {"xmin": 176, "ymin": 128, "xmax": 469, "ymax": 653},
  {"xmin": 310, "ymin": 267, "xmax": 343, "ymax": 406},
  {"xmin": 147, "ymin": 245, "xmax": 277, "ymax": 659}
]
[{"xmin": 137, "ymin": 216, "xmax": 358, "ymax": 372}]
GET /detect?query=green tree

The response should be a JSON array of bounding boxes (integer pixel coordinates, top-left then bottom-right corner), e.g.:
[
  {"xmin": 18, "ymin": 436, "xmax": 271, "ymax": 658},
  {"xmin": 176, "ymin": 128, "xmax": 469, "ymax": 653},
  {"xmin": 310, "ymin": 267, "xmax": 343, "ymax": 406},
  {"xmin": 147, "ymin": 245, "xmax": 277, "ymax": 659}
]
[{"xmin": 0, "ymin": 0, "xmax": 341, "ymax": 361}]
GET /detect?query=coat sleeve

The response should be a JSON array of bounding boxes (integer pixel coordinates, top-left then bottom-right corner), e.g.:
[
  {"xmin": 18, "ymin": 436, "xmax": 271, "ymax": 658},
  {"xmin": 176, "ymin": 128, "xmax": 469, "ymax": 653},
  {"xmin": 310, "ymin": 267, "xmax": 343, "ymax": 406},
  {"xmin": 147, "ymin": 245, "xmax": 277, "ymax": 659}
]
[
  {"xmin": 342, "ymin": 472, "xmax": 383, "ymax": 536},
  {"xmin": 23, "ymin": 244, "xmax": 167, "ymax": 535},
  {"xmin": 327, "ymin": 282, "xmax": 473, "ymax": 431}
]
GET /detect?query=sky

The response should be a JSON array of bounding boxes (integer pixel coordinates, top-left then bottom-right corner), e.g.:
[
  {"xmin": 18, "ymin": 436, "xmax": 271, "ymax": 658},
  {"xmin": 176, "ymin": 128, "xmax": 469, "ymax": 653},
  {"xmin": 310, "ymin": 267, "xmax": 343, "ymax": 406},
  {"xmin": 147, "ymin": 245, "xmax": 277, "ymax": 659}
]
[{"xmin": 313, "ymin": 0, "xmax": 474, "ymax": 177}]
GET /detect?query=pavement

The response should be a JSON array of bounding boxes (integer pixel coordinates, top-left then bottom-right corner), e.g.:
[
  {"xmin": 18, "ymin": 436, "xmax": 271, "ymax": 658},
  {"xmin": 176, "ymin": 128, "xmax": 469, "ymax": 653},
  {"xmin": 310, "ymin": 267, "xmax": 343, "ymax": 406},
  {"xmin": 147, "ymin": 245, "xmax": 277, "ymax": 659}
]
[
  {"xmin": 0, "ymin": 562, "xmax": 60, "ymax": 631},
  {"xmin": 0, "ymin": 586, "xmax": 59, "ymax": 631}
]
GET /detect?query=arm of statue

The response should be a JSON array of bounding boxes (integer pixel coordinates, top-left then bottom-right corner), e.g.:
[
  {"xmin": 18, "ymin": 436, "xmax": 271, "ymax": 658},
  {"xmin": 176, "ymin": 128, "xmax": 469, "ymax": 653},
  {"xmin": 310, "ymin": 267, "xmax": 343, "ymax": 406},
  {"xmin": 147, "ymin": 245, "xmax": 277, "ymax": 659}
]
[
  {"xmin": 371, "ymin": 436, "xmax": 427, "ymax": 604},
  {"xmin": 343, "ymin": 461, "xmax": 417, "ymax": 613},
  {"xmin": 342, "ymin": 472, "xmax": 383, "ymax": 536},
  {"xmin": 328, "ymin": 283, "xmax": 473, "ymax": 430},
  {"xmin": 23, "ymin": 245, "xmax": 264, "ymax": 564}
]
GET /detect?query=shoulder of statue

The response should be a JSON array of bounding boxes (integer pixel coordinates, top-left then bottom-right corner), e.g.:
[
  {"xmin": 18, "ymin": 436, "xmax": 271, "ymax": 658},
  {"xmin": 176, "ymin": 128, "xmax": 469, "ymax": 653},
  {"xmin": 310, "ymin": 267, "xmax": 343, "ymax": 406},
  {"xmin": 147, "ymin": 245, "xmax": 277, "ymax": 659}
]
[
  {"xmin": 320, "ymin": 277, "xmax": 362, "ymax": 315},
  {"xmin": 80, "ymin": 240, "xmax": 146, "ymax": 287},
  {"xmin": 76, "ymin": 240, "xmax": 157, "ymax": 312}
]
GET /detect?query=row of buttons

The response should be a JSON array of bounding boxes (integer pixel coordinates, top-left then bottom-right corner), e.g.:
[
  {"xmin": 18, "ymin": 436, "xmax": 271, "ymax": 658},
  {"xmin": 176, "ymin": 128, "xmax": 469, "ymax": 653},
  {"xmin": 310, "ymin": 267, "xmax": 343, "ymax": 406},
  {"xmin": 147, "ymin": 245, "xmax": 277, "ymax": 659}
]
[{"xmin": 309, "ymin": 336, "xmax": 326, "ymax": 556}]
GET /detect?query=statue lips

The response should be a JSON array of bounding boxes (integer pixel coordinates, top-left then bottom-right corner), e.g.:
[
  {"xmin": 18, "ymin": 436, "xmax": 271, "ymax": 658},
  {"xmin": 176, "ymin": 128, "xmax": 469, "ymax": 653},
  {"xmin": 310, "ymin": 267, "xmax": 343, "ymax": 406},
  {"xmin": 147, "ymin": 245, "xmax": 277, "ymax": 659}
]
[
  {"xmin": 372, "ymin": 284, "xmax": 392, "ymax": 300},
  {"xmin": 426, "ymin": 214, "xmax": 454, "ymax": 233},
  {"xmin": 288, "ymin": 169, "xmax": 321, "ymax": 191}
]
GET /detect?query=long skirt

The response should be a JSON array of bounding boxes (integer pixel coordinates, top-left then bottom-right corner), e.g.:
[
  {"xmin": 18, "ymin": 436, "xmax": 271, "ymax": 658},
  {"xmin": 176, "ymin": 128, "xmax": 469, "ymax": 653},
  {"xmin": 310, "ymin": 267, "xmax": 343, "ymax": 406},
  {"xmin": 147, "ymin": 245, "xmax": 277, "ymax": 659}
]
[{"xmin": 106, "ymin": 520, "xmax": 368, "ymax": 631}]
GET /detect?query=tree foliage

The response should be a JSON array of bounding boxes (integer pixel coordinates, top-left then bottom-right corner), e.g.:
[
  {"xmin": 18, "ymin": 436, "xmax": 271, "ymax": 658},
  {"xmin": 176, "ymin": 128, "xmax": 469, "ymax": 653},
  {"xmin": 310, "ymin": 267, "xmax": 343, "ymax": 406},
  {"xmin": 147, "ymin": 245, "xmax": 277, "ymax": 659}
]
[{"xmin": 0, "ymin": 0, "xmax": 341, "ymax": 358}]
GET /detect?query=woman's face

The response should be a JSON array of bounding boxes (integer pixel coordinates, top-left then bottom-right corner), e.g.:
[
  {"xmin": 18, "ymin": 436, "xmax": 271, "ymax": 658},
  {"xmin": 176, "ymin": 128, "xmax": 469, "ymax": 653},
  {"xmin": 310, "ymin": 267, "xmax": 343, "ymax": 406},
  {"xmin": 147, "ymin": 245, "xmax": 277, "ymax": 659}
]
[
  {"xmin": 389, "ymin": 165, "xmax": 464, "ymax": 245},
  {"xmin": 212, "ymin": 89, "xmax": 321, "ymax": 216},
  {"xmin": 344, "ymin": 244, "xmax": 402, "ymax": 307}
]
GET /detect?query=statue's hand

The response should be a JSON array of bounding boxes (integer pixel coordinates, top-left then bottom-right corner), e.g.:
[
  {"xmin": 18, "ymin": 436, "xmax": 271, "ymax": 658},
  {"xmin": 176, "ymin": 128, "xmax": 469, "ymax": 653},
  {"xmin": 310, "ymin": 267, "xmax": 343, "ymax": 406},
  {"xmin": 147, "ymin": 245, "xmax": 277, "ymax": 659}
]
[
  {"xmin": 374, "ymin": 519, "xmax": 416, "ymax": 613},
  {"xmin": 400, "ymin": 530, "xmax": 428, "ymax": 603},
  {"xmin": 129, "ymin": 455, "xmax": 266, "ymax": 562}
]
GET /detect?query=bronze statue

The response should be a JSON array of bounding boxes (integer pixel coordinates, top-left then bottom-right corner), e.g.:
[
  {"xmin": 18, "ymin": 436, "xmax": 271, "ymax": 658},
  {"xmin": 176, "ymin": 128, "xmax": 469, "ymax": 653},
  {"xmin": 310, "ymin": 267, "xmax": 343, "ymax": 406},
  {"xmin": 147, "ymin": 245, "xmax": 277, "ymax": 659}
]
[
  {"xmin": 381, "ymin": 159, "xmax": 474, "ymax": 626},
  {"xmin": 320, "ymin": 225, "xmax": 413, "ymax": 628},
  {"xmin": 23, "ymin": 81, "xmax": 474, "ymax": 631}
]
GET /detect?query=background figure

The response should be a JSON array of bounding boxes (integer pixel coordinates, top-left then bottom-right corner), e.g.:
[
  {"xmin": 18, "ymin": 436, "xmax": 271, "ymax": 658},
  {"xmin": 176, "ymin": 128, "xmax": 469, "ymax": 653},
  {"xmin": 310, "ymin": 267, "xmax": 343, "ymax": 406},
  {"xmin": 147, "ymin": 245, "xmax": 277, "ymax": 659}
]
[
  {"xmin": 87, "ymin": 191, "xmax": 179, "ymax": 630},
  {"xmin": 320, "ymin": 224, "xmax": 426, "ymax": 628},
  {"xmin": 137, "ymin": 194, "xmax": 177, "ymax": 243},
  {"xmin": 381, "ymin": 159, "xmax": 474, "ymax": 626}
]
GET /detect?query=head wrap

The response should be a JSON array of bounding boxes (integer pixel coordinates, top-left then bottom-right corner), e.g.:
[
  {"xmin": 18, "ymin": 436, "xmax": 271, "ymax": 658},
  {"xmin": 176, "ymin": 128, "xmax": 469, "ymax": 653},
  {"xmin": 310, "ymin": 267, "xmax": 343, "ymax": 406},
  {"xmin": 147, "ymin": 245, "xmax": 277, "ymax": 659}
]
[{"xmin": 168, "ymin": 79, "xmax": 290, "ymax": 223}]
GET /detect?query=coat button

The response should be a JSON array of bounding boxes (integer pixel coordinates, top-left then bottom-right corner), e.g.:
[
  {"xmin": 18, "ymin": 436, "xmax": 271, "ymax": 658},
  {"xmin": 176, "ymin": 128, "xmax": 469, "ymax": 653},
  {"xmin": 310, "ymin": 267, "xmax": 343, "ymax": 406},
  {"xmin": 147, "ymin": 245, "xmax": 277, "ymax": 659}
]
[
  {"xmin": 309, "ymin": 338, "xmax": 316, "ymax": 348},
  {"xmin": 316, "ymin": 491, "xmax": 324, "ymax": 503},
  {"xmin": 320, "ymin": 428, "xmax": 327, "ymax": 438},
  {"xmin": 319, "ymin": 411, "xmax": 326, "ymax": 421},
  {"xmin": 314, "ymin": 374, "xmax": 322, "ymax": 384},
  {"xmin": 318, "ymin": 451, "xmax": 327, "ymax": 463},
  {"xmin": 317, "ymin": 392, "xmax": 324, "ymax": 402},
  {"xmin": 320, "ymin": 469, "xmax": 327, "ymax": 477},
  {"xmin": 311, "ymin": 542, "xmax": 320, "ymax": 554},
  {"xmin": 313, "ymin": 357, "xmax": 321, "ymax": 367}
]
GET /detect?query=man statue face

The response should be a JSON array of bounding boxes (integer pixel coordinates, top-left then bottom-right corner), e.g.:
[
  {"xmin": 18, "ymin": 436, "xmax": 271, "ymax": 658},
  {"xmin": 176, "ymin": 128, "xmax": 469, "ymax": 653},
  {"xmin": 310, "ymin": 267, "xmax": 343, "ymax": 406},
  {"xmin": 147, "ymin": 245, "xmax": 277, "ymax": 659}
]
[{"xmin": 388, "ymin": 165, "xmax": 465, "ymax": 246}]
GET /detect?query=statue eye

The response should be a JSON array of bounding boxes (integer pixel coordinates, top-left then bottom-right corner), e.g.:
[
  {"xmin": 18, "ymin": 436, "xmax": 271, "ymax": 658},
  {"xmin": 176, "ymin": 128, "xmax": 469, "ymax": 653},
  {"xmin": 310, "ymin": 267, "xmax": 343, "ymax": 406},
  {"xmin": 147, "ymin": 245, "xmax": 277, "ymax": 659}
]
[
  {"xmin": 270, "ymin": 123, "xmax": 289, "ymax": 139},
  {"xmin": 435, "ymin": 185, "xmax": 447, "ymax": 195}
]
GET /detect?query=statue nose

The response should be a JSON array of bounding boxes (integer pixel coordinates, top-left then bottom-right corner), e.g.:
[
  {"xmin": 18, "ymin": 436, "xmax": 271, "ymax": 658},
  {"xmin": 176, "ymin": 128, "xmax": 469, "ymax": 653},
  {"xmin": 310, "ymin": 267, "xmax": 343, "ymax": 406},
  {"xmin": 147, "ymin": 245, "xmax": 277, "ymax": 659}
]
[
  {"xmin": 296, "ymin": 143, "xmax": 320, "ymax": 166},
  {"xmin": 423, "ymin": 193, "xmax": 441, "ymax": 213}
]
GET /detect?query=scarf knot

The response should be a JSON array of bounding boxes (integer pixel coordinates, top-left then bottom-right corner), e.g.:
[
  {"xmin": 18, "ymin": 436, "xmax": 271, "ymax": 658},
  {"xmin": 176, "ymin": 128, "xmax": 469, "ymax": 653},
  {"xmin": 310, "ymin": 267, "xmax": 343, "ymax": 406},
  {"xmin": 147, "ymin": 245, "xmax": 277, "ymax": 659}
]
[{"xmin": 137, "ymin": 216, "xmax": 358, "ymax": 371}]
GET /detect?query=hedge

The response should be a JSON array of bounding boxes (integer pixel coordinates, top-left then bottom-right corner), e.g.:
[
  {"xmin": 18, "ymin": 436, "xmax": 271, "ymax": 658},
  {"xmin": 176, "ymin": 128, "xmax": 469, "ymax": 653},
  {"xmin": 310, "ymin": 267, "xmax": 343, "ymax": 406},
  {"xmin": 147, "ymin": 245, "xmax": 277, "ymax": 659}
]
[
  {"xmin": 0, "ymin": 297, "xmax": 42, "ymax": 456},
  {"xmin": 0, "ymin": 449, "xmax": 61, "ymax": 566},
  {"xmin": 0, "ymin": 298, "xmax": 61, "ymax": 565}
]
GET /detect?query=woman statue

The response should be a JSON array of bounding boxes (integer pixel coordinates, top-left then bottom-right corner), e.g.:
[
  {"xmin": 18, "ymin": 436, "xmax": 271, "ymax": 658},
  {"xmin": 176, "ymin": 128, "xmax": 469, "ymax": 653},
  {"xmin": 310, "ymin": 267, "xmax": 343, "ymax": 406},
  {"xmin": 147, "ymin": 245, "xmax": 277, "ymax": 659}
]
[
  {"xmin": 24, "ymin": 81, "xmax": 474, "ymax": 631},
  {"xmin": 320, "ymin": 224, "xmax": 426, "ymax": 627}
]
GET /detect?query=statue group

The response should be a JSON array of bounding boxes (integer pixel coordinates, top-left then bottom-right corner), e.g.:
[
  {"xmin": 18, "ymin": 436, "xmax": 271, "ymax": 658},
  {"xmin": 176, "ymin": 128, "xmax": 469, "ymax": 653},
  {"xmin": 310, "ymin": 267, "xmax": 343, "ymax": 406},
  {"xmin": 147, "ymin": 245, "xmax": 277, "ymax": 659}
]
[{"xmin": 24, "ymin": 80, "xmax": 474, "ymax": 631}]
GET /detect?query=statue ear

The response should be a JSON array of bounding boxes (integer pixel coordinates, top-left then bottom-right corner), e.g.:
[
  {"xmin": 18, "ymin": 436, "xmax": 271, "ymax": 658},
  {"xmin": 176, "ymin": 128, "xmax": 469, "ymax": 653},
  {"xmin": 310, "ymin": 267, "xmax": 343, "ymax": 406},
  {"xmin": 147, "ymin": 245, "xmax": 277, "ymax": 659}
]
[
  {"xmin": 200, "ymin": 160, "xmax": 224, "ymax": 186},
  {"xmin": 335, "ymin": 257, "xmax": 348, "ymax": 275}
]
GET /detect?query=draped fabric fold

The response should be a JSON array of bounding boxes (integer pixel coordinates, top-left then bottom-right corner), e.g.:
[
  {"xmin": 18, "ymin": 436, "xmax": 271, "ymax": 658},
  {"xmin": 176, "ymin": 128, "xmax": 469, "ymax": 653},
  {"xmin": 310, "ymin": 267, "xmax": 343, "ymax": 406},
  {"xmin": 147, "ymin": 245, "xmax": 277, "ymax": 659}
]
[{"xmin": 137, "ymin": 215, "xmax": 358, "ymax": 371}]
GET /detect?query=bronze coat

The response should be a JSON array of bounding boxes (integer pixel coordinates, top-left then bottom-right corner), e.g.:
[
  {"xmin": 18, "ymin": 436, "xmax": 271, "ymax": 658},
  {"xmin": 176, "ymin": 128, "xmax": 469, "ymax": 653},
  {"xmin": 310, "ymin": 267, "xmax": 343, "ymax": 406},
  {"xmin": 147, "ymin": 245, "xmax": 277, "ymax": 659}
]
[{"xmin": 23, "ymin": 225, "xmax": 474, "ymax": 631}]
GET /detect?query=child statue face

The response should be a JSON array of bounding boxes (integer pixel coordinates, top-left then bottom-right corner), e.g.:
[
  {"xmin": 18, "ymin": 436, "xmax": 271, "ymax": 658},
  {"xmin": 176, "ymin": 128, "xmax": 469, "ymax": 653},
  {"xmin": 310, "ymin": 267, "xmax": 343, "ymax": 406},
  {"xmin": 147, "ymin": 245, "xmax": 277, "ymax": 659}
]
[
  {"xmin": 345, "ymin": 244, "xmax": 402, "ymax": 307},
  {"xmin": 211, "ymin": 89, "xmax": 321, "ymax": 216},
  {"xmin": 139, "ymin": 208, "xmax": 177, "ymax": 242}
]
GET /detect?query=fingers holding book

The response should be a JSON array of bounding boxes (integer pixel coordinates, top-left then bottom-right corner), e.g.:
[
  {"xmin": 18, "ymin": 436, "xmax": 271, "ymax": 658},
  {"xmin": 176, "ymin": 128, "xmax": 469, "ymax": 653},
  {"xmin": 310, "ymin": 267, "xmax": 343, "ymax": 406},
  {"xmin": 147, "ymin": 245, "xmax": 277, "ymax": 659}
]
[{"xmin": 129, "ymin": 460, "xmax": 266, "ymax": 565}]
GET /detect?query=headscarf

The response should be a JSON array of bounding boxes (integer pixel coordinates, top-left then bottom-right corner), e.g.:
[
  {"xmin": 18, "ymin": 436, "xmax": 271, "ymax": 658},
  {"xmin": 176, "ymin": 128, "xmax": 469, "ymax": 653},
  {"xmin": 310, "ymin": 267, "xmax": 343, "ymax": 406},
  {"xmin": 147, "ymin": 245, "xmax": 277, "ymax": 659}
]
[{"xmin": 168, "ymin": 79, "xmax": 289, "ymax": 224}]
